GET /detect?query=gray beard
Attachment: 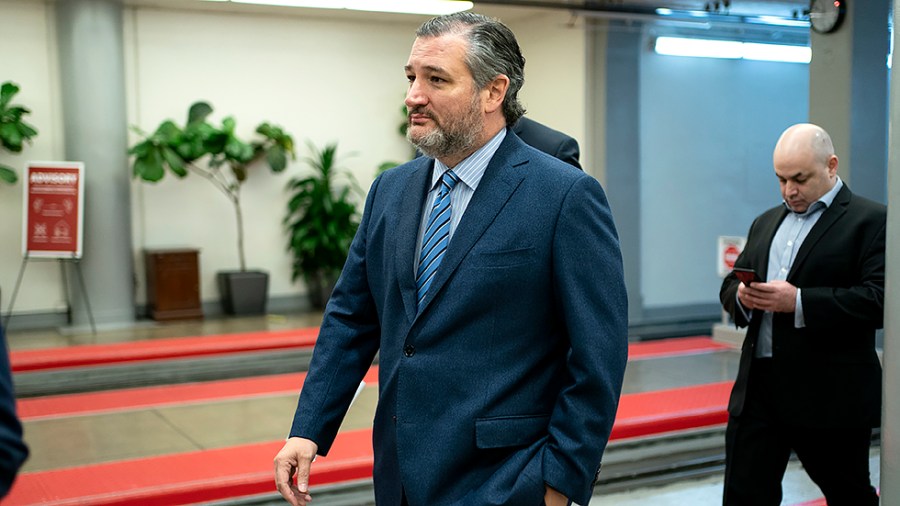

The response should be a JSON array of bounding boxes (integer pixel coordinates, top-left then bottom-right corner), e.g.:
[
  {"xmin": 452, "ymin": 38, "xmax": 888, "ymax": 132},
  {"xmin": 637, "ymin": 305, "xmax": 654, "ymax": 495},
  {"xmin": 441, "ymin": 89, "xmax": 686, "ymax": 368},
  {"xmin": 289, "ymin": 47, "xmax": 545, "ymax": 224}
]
[
  {"xmin": 407, "ymin": 99, "xmax": 483, "ymax": 161},
  {"xmin": 408, "ymin": 127, "xmax": 478, "ymax": 160}
]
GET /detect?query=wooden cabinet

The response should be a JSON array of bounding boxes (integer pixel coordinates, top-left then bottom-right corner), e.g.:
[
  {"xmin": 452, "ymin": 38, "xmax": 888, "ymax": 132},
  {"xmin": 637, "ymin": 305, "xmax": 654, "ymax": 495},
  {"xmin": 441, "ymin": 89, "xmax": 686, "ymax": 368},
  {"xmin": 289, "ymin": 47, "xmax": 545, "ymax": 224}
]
[{"xmin": 145, "ymin": 249, "xmax": 203, "ymax": 321}]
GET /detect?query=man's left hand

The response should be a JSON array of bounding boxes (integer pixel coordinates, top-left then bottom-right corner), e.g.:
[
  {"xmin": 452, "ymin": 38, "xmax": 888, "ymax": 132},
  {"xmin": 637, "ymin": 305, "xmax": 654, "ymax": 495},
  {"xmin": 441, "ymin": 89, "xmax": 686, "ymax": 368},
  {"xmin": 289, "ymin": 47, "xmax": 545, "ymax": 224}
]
[
  {"xmin": 739, "ymin": 280, "xmax": 797, "ymax": 313},
  {"xmin": 544, "ymin": 485, "xmax": 568, "ymax": 506}
]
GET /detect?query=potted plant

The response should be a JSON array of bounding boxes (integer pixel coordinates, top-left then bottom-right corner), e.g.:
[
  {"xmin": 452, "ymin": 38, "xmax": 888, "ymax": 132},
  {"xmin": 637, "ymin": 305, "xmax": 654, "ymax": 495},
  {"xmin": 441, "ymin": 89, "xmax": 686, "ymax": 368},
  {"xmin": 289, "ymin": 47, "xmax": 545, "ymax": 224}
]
[
  {"xmin": 0, "ymin": 81, "xmax": 39, "ymax": 184},
  {"xmin": 129, "ymin": 101, "xmax": 295, "ymax": 315},
  {"xmin": 284, "ymin": 142, "xmax": 361, "ymax": 310}
]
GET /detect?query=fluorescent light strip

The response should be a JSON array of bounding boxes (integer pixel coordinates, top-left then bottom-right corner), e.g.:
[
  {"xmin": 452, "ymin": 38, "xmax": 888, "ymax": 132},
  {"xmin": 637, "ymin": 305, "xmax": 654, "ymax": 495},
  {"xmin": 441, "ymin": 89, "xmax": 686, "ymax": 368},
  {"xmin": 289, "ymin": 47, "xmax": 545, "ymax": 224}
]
[
  {"xmin": 655, "ymin": 37, "xmax": 742, "ymax": 59},
  {"xmin": 752, "ymin": 15, "xmax": 809, "ymax": 28},
  {"xmin": 220, "ymin": 0, "xmax": 473, "ymax": 15},
  {"xmin": 654, "ymin": 36, "xmax": 811, "ymax": 63},
  {"xmin": 742, "ymin": 42, "xmax": 811, "ymax": 63}
]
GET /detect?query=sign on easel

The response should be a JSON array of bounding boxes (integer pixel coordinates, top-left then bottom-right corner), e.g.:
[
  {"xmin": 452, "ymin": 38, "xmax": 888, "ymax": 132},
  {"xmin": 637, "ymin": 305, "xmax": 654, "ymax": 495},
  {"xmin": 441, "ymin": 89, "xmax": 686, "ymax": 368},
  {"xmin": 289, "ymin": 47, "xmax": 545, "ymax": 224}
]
[{"xmin": 22, "ymin": 162, "xmax": 84, "ymax": 258}]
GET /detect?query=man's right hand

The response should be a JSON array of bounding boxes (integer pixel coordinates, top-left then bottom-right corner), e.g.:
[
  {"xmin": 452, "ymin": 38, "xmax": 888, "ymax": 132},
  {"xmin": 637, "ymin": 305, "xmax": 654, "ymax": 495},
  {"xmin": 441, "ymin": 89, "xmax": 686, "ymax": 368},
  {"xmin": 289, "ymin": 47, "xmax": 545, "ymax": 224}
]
[{"xmin": 274, "ymin": 437, "xmax": 319, "ymax": 506}]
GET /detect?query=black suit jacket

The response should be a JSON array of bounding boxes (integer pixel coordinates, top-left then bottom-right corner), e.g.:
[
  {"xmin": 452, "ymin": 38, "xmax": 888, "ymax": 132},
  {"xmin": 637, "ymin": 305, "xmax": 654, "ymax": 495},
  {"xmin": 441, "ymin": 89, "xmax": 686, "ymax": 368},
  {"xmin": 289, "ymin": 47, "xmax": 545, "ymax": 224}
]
[
  {"xmin": 512, "ymin": 117, "xmax": 581, "ymax": 169},
  {"xmin": 719, "ymin": 185, "xmax": 885, "ymax": 428}
]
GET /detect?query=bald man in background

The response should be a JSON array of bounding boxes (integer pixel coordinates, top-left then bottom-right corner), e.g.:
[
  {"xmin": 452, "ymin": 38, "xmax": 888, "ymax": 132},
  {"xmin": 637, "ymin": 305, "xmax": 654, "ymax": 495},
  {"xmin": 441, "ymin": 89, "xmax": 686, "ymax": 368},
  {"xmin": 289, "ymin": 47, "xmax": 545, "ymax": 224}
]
[{"xmin": 719, "ymin": 123, "xmax": 884, "ymax": 505}]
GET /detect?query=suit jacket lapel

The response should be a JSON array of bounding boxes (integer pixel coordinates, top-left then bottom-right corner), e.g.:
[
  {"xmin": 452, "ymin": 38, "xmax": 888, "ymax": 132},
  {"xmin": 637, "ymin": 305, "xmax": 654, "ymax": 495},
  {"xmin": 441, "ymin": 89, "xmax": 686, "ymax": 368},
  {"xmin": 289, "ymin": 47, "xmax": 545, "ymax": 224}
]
[
  {"xmin": 787, "ymin": 185, "xmax": 850, "ymax": 279},
  {"xmin": 415, "ymin": 133, "xmax": 529, "ymax": 316},
  {"xmin": 395, "ymin": 157, "xmax": 434, "ymax": 323}
]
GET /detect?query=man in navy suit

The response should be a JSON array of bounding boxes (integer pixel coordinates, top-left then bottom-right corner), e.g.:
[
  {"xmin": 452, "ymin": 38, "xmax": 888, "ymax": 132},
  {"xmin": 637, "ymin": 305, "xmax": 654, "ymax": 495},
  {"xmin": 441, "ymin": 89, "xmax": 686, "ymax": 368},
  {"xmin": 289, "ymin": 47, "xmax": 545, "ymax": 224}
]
[
  {"xmin": 720, "ymin": 124, "xmax": 884, "ymax": 505},
  {"xmin": 275, "ymin": 11, "xmax": 628, "ymax": 506},
  {"xmin": 0, "ymin": 323, "xmax": 27, "ymax": 497}
]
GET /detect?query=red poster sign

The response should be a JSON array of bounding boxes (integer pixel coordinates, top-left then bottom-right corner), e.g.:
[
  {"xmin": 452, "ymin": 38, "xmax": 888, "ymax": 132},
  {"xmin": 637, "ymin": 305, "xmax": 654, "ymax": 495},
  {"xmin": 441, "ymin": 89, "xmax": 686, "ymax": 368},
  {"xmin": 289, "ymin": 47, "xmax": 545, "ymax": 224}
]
[
  {"xmin": 22, "ymin": 162, "xmax": 85, "ymax": 258},
  {"xmin": 717, "ymin": 235, "xmax": 746, "ymax": 278}
]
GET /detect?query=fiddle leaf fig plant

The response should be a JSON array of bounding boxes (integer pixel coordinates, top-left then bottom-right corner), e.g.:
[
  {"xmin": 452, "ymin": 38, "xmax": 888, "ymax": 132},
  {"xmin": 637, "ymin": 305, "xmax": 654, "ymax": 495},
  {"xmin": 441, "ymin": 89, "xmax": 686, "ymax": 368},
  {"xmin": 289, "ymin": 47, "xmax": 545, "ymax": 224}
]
[
  {"xmin": 0, "ymin": 81, "xmax": 39, "ymax": 184},
  {"xmin": 129, "ymin": 101, "xmax": 296, "ymax": 271}
]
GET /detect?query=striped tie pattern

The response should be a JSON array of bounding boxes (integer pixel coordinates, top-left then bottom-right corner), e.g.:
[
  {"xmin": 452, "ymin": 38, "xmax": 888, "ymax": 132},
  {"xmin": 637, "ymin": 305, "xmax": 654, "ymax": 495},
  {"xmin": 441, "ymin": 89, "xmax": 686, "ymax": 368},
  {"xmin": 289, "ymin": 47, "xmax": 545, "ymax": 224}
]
[{"xmin": 416, "ymin": 170, "xmax": 460, "ymax": 310}]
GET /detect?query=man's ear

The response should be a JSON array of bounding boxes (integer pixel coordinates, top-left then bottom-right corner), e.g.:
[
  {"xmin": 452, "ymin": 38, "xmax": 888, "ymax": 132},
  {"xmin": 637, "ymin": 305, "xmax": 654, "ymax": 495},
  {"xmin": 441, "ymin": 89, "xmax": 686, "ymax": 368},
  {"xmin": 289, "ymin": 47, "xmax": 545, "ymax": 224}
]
[
  {"xmin": 827, "ymin": 154, "xmax": 839, "ymax": 175},
  {"xmin": 482, "ymin": 74, "xmax": 510, "ymax": 114}
]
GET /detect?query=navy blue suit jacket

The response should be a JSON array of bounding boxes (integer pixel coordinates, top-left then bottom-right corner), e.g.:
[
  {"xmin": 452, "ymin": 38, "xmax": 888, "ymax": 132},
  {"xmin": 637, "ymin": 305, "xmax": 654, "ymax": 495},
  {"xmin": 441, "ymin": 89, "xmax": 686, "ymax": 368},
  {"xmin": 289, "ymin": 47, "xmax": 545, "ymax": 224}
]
[
  {"xmin": 0, "ymin": 324, "xmax": 27, "ymax": 497},
  {"xmin": 291, "ymin": 130, "xmax": 628, "ymax": 505}
]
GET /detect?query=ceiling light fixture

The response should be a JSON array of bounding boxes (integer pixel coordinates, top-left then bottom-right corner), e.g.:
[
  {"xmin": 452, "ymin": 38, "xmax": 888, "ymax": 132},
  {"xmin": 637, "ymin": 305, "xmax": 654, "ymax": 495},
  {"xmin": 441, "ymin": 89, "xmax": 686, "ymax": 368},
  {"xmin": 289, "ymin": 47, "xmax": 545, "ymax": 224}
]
[
  {"xmin": 208, "ymin": 0, "xmax": 474, "ymax": 15},
  {"xmin": 654, "ymin": 36, "xmax": 811, "ymax": 64}
]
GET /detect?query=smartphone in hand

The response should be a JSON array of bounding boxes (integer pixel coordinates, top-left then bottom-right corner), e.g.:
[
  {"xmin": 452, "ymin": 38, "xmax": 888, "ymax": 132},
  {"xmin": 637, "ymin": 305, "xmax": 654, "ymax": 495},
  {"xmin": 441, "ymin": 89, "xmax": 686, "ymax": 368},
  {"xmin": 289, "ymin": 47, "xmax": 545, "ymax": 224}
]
[{"xmin": 733, "ymin": 267, "xmax": 760, "ymax": 287}]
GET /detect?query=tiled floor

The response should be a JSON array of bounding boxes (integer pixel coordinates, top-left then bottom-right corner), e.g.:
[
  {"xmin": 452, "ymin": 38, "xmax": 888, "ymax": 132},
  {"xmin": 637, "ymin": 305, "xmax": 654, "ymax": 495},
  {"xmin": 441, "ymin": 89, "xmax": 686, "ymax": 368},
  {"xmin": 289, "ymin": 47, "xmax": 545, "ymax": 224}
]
[{"xmin": 6, "ymin": 311, "xmax": 880, "ymax": 505}]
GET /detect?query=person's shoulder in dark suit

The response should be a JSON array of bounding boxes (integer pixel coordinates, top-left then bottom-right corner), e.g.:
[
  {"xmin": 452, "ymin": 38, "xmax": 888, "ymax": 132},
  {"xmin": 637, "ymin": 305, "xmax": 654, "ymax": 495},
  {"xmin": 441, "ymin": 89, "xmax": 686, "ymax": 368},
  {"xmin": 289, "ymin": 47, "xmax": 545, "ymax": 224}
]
[
  {"xmin": 0, "ymin": 324, "xmax": 27, "ymax": 497},
  {"xmin": 512, "ymin": 116, "xmax": 581, "ymax": 170}
]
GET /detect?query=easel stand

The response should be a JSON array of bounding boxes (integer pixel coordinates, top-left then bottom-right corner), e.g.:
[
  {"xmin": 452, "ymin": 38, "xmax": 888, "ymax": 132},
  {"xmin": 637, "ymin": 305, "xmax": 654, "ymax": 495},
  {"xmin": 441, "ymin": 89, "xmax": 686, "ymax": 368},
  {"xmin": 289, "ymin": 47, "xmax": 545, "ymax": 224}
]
[{"xmin": 4, "ymin": 253, "xmax": 97, "ymax": 335}]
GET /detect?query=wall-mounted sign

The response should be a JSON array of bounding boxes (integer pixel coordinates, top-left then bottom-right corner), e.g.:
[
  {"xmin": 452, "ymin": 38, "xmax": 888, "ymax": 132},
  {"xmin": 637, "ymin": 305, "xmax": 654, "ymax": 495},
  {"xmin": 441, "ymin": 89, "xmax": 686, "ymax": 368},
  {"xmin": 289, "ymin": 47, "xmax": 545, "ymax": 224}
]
[
  {"xmin": 22, "ymin": 162, "xmax": 84, "ymax": 258},
  {"xmin": 717, "ymin": 235, "xmax": 746, "ymax": 278}
]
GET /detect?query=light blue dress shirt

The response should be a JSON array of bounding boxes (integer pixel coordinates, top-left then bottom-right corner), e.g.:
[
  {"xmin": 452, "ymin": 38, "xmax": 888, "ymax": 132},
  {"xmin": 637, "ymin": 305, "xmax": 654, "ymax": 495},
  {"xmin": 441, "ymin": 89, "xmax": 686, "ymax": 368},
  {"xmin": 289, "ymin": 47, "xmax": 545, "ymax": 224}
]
[
  {"xmin": 750, "ymin": 177, "xmax": 843, "ymax": 358},
  {"xmin": 415, "ymin": 129, "xmax": 507, "ymax": 273}
]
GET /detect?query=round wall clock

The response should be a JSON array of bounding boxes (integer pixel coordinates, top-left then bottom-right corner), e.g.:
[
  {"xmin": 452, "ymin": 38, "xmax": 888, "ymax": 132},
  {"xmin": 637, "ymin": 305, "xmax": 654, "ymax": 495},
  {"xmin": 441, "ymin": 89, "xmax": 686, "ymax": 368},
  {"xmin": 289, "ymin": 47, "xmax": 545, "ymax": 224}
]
[{"xmin": 809, "ymin": 0, "xmax": 847, "ymax": 34}]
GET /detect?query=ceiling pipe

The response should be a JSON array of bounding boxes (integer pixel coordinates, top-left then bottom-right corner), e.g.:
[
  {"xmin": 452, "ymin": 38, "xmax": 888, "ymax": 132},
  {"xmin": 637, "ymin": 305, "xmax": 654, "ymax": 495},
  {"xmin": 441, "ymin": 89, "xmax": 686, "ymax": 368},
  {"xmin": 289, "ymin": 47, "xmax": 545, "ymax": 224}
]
[{"xmin": 473, "ymin": 0, "xmax": 810, "ymax": 31}]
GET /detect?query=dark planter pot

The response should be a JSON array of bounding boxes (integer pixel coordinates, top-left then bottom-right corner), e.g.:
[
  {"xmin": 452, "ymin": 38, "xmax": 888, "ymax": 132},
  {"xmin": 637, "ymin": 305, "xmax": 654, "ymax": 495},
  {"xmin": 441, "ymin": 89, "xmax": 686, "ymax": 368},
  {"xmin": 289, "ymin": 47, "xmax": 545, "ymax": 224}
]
[
  {"xmin": 306, "ymin": 270, "xmax": 338, "ymax": 311},
  {"xmin": 217, "ymin": 270, "xmax": 269, "ymax": 315}
]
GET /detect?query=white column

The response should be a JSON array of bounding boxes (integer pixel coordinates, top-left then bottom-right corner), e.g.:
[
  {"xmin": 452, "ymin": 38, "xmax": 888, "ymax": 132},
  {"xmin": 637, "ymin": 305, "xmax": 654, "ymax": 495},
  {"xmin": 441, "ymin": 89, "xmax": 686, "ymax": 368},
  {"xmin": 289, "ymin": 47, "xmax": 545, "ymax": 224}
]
[
  {"xmin": 880, "ymin": 3, "xmax": 900, "ymax": 503},
  {"xmin": 55, "ymin": 0, "xmax": 134, "ymax": 327}
]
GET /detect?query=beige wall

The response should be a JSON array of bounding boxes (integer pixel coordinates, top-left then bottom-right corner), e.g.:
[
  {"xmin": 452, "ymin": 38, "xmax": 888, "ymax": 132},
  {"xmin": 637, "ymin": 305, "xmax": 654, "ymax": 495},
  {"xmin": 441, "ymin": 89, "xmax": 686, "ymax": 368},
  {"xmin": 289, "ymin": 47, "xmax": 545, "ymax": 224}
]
[
  {"xmin": 125, "ymin": 7, "xmax": 421, "ymax": 304},
  {"xmin": 0, "ymin": 0, "xmax": 68, "ymax": 315},
  {"xmin": 511, "ymin": 11, "xmax": 588, "ymax": 168},
  {"xmin": 0, "ymin": 1, "xmax": 593, "ymax": 317}
]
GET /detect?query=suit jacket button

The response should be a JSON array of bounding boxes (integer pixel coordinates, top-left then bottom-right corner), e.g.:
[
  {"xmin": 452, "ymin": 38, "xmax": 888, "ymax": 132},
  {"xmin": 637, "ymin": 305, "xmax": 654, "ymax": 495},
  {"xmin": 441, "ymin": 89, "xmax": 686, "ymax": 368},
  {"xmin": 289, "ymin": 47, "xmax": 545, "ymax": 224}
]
[{"xmin": 404, "ymin": 344, "xmax": 415, "ymax": 357}]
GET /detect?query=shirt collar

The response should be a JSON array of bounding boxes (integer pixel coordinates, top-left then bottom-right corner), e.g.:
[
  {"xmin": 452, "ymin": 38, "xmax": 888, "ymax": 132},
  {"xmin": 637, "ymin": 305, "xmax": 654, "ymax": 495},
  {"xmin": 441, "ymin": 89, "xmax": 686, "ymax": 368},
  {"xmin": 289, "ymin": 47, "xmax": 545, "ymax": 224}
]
[
  {"xmin": 431, "ymin": 129, "xmax": 507, "ymax": 192},
  {"xmin": 784, "ymin": 176, "xmax": 843, "ymax": 216}
]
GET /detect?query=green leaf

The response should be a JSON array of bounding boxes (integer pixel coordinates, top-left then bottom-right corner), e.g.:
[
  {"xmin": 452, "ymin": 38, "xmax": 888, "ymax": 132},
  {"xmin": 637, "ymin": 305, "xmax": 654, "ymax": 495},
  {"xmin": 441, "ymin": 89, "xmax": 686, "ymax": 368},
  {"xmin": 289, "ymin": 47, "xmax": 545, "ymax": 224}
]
[
  {"xmin": 187, "ymin": 101, "xmax": 213, "ymax": 125},
  {"xmin": 256, "ymin": 122, "xmax": 275, "ymax": 138},
  {"xmin": 16, "ymin": 120, "xmax": 38, "ymax": 139},
  {"xmin": 200, "ymin": 127, "xmax": 228, "ymax": 154},
  {"xmin": 0, "ymin": 164, "xmax": 18, "ymax": 184},
  {"xmin": 0, "ymin": 122, "xmax": 23, "ymax": 152},
  {"xmin": 267, "ymin": 145, "xmax": 287, "ymax": 172},
  {"xmin": 128, "ymin": 139, "xmax": 151, "ymax": 157},
  {"xmin": 221, "ymin": 116, "xmax": 236, "ymax": 134},
  {"xmin": 155, "ymin": 120, "xmax": 182, "ymax": 143},
  {"xmin": 133, "ymin": 148, "xmax": 165, "ymax": 181},
  {"xmin": 4, "ymin": 106, "xmax": 29, "ymax": 122},
  {"xmin": 0, "ymin": 82, "xmax": 19, "ymax": 110},
  {"xmin": 224, "ymin": 136, "xmax": 253, "ymax": 162},
  {"xmin": 162, "ymin": 146, "xmax": 188, "ymax": 177}
]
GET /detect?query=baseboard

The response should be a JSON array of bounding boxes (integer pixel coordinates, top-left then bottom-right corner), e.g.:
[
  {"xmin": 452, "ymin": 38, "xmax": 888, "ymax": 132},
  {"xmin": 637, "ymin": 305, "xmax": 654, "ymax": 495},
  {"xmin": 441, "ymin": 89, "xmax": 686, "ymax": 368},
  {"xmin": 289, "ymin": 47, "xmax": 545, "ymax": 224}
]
[{"xmin": 5, "ymin": 293, "xmax": 313, "ymax": 332}]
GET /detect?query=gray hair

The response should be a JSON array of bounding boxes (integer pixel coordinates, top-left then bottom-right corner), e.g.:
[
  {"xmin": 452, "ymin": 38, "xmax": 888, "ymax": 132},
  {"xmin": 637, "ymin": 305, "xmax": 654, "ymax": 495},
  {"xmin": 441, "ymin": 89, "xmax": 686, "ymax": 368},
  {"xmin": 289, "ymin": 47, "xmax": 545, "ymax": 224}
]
[{"xmin": 416, "ymin": 12, "xmax": 526, "ymax": 125}]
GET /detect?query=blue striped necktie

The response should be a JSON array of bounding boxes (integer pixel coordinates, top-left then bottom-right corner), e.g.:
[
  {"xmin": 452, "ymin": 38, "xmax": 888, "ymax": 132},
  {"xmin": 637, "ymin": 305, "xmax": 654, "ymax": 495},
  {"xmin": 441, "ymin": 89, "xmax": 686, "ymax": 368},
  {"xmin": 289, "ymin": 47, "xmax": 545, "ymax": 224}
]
[{"xmin": 416, "ymin": 170, "xmax": 460, "ymax": 311}]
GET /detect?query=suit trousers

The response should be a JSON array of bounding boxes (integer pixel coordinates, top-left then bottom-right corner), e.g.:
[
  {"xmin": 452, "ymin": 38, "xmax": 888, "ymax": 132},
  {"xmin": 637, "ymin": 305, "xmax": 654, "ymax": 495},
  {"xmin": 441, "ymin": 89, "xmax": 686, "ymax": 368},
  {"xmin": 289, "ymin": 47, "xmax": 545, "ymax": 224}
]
[{"xmin": 723, "ymin": 358, "xmax": 878, "ymax": 506}]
